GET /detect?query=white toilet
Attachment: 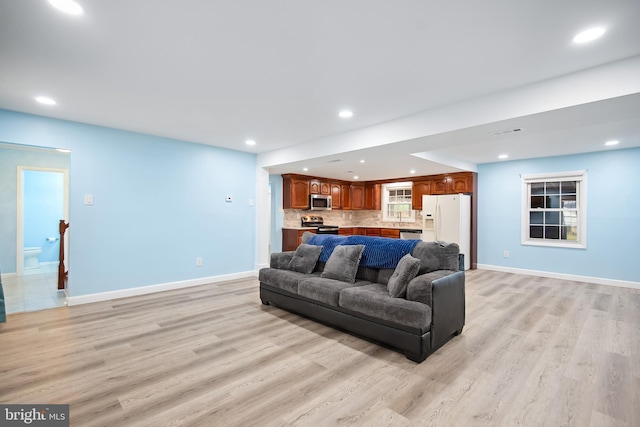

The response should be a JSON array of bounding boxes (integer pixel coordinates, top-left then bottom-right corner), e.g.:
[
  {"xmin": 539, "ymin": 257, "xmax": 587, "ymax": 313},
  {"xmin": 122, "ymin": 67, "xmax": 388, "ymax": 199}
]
[{"xmin": 24, "ymin": 247, "xmax": 42, "ymax": 269}]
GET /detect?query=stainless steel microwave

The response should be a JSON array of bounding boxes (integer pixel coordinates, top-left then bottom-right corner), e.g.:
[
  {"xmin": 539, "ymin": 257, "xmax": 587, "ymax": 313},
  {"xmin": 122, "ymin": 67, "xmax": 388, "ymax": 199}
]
[{"xmin": 309, "ymin": 194, "xmax": 332, "ymax": 210}]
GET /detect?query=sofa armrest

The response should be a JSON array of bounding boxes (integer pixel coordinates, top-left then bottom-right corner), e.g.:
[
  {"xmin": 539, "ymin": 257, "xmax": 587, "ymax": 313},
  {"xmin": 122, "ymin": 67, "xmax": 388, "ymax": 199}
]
[
  {"xmin": 406, "ymin": 270, "xmax": 457, "ymax": 307},
  {"xmin": 270, "ymin": 251, "xmax": 295, "ymax": 269},
  {"xmin": 430, "ymin": 270, "xmax": 465, "ymax": 350}
]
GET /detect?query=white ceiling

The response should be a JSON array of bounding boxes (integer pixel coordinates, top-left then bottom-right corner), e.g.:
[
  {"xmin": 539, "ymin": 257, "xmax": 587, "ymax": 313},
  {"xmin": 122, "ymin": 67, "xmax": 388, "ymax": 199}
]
[{"xmin": 1, "ymin": 1, "xmax": 640, "ymax": 180}]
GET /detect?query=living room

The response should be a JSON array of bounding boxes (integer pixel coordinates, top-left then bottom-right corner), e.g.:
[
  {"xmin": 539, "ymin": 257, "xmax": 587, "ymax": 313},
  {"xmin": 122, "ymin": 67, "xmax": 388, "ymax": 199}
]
[{"xmin": 1, "ymin": 1, "xmax": 639, "ymax": 425}]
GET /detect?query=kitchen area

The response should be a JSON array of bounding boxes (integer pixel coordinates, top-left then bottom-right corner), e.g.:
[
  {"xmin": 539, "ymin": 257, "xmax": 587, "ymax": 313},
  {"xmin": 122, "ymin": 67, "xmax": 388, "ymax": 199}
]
[{"xmin": 279, "ymin": 171, "xmax": 477, "ymax": 269}]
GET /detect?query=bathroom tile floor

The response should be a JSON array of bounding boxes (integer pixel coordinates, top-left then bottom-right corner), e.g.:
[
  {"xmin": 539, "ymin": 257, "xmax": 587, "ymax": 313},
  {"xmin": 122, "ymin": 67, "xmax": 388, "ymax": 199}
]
[{"xmin": 3, "ymin": 271, "xmax": 67, "ymax": 314}]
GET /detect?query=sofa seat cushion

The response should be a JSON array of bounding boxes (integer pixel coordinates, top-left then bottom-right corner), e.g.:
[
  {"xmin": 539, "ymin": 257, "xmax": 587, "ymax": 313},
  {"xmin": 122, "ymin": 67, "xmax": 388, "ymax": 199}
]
[
  {"xmin": 299, "ymin": 277, "xmax": 370, "ymax": 306},
  {"xmin": 339, "ymin": 284, "xmax": 432, "ymax": 333},
  {"xmin": 259, "ymin": 268, "xmax": 319, "ymax": 294}
]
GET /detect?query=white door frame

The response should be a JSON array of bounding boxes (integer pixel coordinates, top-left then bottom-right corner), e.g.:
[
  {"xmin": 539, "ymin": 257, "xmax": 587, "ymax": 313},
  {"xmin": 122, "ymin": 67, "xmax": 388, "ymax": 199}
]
[{"xmin": 16, "ymin": 166, "xmax": 70, "ymax": 277}]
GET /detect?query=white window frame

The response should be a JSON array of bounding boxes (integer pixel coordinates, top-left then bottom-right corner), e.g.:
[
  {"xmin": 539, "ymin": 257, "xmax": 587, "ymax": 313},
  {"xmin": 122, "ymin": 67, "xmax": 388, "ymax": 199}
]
[
  {"xmin": 382, "ymin": 182, "xmax": 415, "ymax": 223},
  {"xmin": 521, "ymin": 170, "xmax": 587, "ymax": 249}
]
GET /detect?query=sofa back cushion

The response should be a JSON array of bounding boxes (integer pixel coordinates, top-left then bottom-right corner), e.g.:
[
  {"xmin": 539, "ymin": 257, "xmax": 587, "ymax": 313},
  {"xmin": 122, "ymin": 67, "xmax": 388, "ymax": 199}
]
[
  {"xmin": 287, "ymin": 244, "xmax": 322, "ymax": 274},
  {"xmin": 387, "ymin": 254, "xmax": 421, "ymax": 298},
  {"xmin": 411, "ymin": 242, "xmax": 460, "ymax": 274},
  {"xmin": 321, "ymin": 245, "xmax": 365, "ymax": 283},
  {"xmin": 355, "ymin": 266, "xmax": 379, "ymax": 283}
]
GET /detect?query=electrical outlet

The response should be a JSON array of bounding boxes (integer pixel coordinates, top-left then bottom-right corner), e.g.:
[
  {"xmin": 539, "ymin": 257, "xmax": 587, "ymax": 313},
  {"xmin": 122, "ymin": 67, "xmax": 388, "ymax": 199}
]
[
  {"xmin": 196, "ymin": 257, "xmax": 203, "ymax": 266},
  {"xmin": 503, "ymin": 250, "xmax": 509, "ymax": 258}
]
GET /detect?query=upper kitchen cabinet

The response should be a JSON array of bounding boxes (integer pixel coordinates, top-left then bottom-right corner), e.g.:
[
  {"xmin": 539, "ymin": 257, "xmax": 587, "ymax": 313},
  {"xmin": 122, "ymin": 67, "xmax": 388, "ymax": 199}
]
[
  {"xmin": 351, "ymin": 183, "xmax": 365, "ymax": 210},
  {"xmin": 282, "ymin": 174, "xmax": 309, "ymax": 209},
  {"xmin": 431, "ymin": 172, "xmax": 474, "ymax": 195},
  {"xmin": 310, "ymin": 179, "xmax": 330, "ymax": 195},
  {"xmin": 412, "ymin": 179, "xmax": 432, "ymax": 210},
  {"xmin": 365, "ymin": 183, "xmax": 381, "ymax": 210},
  {"xmin": 330, "ymin": 183, "xmax": 342, "ymax": 209},
  {"xmin": 341, "ymin": 183, "xmax": 351, "ymax": 210}
]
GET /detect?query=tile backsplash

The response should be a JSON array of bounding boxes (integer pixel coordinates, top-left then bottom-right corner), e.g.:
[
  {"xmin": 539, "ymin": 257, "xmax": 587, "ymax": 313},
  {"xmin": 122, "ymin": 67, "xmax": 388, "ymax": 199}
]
[{"xmin": 283, "ymin": 209, "xmax": 421, "ymax": 228}]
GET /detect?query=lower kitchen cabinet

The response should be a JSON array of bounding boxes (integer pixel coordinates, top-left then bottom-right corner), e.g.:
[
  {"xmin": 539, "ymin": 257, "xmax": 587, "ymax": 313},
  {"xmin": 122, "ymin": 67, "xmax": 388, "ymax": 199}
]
[
  {"xmin": 380, "ymin": 228, "xmax": 400, "ymax": 238},
  {"xmin": 282, "ymin": 229, "xmax": 315, "ymax": 251},
  {"xmin": 365, "ymin": 228, "xmax": 381, "ymax": 236}
]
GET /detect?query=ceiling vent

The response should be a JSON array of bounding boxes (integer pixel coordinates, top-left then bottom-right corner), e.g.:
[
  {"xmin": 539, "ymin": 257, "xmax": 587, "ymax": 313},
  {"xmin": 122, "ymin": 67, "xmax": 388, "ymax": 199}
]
[
  {"xmin": 326, "ymin": 159, "xmax": 342, "ymax": 163},
  {"xmin": 491, "ymin": 127, "xmax": 523, "ymax": 136}
]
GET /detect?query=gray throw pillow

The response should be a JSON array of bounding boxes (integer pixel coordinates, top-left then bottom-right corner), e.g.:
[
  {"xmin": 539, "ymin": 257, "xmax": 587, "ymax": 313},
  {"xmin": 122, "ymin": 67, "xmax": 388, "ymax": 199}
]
[
  {"xmin": 321, "ymin": 245, "xmax": 365, "ymax": 283},
  {"xmin": 387, "ymin": 253, "xmax": 421, "ymax": 298},
  {"xmin": 287, "ymin": 244, "xmax": 323, "ymax": 274}
]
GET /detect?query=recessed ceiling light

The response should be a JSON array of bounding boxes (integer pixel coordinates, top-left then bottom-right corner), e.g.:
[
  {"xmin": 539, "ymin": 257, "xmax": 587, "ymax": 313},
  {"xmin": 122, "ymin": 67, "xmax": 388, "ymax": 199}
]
[
  {"xmin": 303, "ymin": 167, "xmax": 308, "ymax": 172},
  {"xmin": 604, "ymin": 140, "xmax": 619, "ymax": 146},
  {"xmin": 498, "ymin": 154, "xmax": 509, "ymax": 159},
  {"xmin": 410, "ymin": 169, "xmax": 416, "ymax": 174},
  {"xmin": 49, "ymin": 0, "xmax": 84, "ymax": 15},
  {"xmin": 35, "ymin": 96, "xmax": 57, "ymax": 105},
  {"xmin": 339, "ymin": 110, "xmax": 353, "ymax": 118},
  {"xmin": 353, "ymin": 176, "xmax": 359, "ymax": 180},
  {"xmin": 573, "ymin": 27, "xmax": 605, "ymax": 44},
  {"xmin": 245, "ymin": 139, "xmax": 256, "ymax": 146},
  {"xmin": 359, "ymin": 159, "xmax": 365, "ymax": 163}
]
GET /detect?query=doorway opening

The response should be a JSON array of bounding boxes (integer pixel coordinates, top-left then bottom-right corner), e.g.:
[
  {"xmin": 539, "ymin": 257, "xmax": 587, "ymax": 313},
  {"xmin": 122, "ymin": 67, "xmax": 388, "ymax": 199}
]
[{"xmin": 10, "ymin": 166, "xmax": 69, "ymax": 313}]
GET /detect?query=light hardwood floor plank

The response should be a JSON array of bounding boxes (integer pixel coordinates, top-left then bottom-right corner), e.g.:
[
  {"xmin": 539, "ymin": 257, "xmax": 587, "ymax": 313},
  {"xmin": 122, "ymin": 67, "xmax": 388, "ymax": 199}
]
[{"xmin": 1, "ymin": 272, "xmax": 638, "ymax": 426}]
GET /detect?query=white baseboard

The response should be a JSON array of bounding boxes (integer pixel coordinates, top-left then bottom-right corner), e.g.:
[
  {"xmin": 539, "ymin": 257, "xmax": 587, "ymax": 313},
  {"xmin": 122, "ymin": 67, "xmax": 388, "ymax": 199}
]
[
  {"xmin": 476, "ymin": 264, "xmax": 640, "ymax": 290},
  {"xmin": 1, "ymin": 272, "xmax": 17, "ymax": 281},
  {"xmin": 67, "ymin": 270, "xmax": 258, "ymax": 306}
]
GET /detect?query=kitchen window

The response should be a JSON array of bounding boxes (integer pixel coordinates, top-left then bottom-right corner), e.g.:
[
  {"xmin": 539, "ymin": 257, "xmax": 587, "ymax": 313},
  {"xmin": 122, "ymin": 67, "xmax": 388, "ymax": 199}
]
[
  {"xmin": 521, "ymin": 170, "xmax": 586, "ymax": 248},
  {"xmin": 382, "ymin": 182, "xmax": 415, "ymax": 222}
]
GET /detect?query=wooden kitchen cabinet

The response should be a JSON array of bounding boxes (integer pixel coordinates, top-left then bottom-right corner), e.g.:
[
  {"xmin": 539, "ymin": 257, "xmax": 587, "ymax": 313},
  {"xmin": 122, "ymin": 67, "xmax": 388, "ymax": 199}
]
[
  {"xmin": 341, "ymin": 184, "xmax": 351, "ymax": 210},
  {"xmin": 351, "ymin": 184, "xmax": 365, "ymax": 210},
  {"xmin": 309, "ymin": 180, "xmax": 320, "ymax": 194},
  {"xmin": 431, "ymin": 172, "xmax": 473, "ymax": 195},
  {"xmin": 282, "ymin": 175, "xmax": 309, "ymax": 209},
  {"xmin": 380, "ymin": 228, "xmax": 400, "ymax": 239},
  {"xmin": 365, "ymin": 228, "xmax": 381, "ymax": 236},
  {"xmin": 339, "ymin": 228, "xmax": 353, "ymax": 235},
  {"xmin": 412, "ymin": 180, "xmax": 432, "ymax": 210},
  {"xmin": 282, "ymin": 229, "xmax": 315, "ymax": 251},
  {"xmin": 450, "ymin": 173, "xmax": 472, "ymax": 193},
  {"xmin": 310, "ymin": 180, "xmax": 332, "ymax": 195},
  {"xmin": 365, "ymin": 183, "xmax": 381, "ymax": 210},
  {"xmin": 330, "ymin": 183, "xmax": 341, "ymax": 209}
]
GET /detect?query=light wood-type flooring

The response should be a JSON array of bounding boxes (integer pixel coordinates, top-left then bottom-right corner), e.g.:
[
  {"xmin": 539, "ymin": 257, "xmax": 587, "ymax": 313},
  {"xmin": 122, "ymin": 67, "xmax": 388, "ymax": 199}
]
[{"xmin": 1, "ymin": 270, "xmax": 638, "ymax": 426}]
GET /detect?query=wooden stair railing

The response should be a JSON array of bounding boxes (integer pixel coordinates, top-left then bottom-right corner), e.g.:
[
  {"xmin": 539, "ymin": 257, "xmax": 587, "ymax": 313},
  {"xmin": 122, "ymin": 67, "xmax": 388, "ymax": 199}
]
[{"xmin": 58, "ymin": 219, "xmax": 69, "ymax": 290}]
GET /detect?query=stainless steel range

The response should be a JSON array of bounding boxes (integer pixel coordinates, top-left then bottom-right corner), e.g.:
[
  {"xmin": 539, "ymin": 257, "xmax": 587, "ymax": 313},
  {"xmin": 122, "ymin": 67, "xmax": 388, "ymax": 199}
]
[{"xmin": 301, "ymin": 215, "xmax": 339, "ymax": 235}]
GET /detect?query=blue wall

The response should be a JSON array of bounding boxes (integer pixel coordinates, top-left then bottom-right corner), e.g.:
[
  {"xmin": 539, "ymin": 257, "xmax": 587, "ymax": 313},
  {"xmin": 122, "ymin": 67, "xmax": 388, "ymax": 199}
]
[
  {"xmin": 0, "ymin": 144, "xmax": 70, "ymax": 273},
  {"xmin": 23, "ymin": 170, "xmax": 64, "ymax": 263},
  {"xmin": 0, "ymin": 109, "xmax": 257, "ymax": 296},
  {"xmin": 478, "ymin": 147, "xmax": 640, "ymax": 282}
]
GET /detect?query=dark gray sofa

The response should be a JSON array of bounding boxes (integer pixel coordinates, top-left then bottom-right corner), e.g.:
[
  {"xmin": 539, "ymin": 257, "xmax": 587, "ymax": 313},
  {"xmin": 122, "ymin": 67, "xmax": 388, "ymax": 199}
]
[{"xmin": 259, "ymin": 236, "xmax": 465, "ymax": 362}]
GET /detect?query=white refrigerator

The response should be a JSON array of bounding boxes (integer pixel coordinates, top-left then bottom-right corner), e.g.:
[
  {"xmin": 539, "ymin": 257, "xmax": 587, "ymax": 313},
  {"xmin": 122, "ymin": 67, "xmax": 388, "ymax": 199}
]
[{"xmin": 422, "ymin": 194, "xmax": 471, "ymax": 270}]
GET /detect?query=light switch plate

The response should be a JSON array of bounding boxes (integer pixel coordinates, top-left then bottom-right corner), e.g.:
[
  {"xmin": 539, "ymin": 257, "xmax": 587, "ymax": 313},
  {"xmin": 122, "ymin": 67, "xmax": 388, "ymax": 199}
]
[{"xmin": 84, "ymin": 194, "xmax": 94, "ymax": 205}]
